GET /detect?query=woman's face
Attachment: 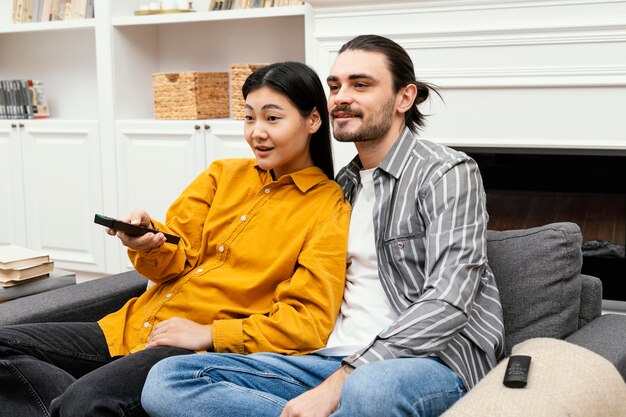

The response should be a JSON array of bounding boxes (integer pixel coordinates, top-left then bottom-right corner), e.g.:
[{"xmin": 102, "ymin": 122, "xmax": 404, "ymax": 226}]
[{"xmin": 243, "ymin": 87, "xmax": 319, "ymax": 179}]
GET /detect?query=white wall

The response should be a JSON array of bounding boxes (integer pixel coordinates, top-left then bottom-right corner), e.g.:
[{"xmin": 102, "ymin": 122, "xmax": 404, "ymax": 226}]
[{"xmin": 310, "ymin": 0, "xmax": 626, "ymax": 168}]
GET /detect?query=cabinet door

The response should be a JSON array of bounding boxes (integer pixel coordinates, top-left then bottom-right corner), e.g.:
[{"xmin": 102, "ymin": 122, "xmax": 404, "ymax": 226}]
[
  {"xmin": 0, "ymin": 122, "xmax": 26, "ymax": 246},
  {"xmin": 205, "ymin": 120, "xmax": 253, "ymax": 165},
  {"xmin": 116, "ymin": 121, "xmax": 207, "ymax": 220},
  {"xmin": 115, "ymin": 120, "xmax": 206, "ymax": 269},
  {"xmin": 20, "ymin": 120, "xmax": 106, "ymax": 272}
]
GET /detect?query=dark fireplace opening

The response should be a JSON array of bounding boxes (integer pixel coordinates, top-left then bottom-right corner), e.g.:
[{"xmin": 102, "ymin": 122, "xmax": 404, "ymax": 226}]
[{"xmin": 464, "ymin": 152, "xmax": 626, "ymax": 302}]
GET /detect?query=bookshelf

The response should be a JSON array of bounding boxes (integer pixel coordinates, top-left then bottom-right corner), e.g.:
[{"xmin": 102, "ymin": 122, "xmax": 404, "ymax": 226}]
[{"xmin": 0, "ymin": 0, "xmax": 313, "ymax": 274}]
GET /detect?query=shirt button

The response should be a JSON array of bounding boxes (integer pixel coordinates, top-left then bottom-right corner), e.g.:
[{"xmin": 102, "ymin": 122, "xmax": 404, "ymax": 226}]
[
  {"xmin": 144, "ymin": 322, "xmax": 151, "ymax": 328},
  {"xmin": 240, "ymin": 215, "xmax": 247, "ymax": 222},
  {"xmin": 197, "ymin": 268, "xmax": 204, "ymax": 274},
  {"xmin": 218, "ymin": 245, "xmax": 225, "ymax": 253},
  {"xmin": 264, "ymin": 188, "xmax": 270, "ymax": 194},
  {"xmin": 165, "ymin": 293, "xmax": 172, "ymax": 299}
]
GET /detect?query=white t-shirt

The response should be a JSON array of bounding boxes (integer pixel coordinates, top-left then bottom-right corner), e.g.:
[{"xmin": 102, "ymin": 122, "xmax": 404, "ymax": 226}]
[{"xmin": 316, "ymin": 168, "xmax": 398, "ymax": 356}]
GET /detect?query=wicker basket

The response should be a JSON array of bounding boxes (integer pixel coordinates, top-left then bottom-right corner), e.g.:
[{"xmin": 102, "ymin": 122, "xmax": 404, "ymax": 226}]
[
  {"xmin": 230, "ymin": 64, "xmax": 268, "ymax": 120},
  {"xmin": 152, "ymin": 72, "xmax": 229, "ymax": 120}
]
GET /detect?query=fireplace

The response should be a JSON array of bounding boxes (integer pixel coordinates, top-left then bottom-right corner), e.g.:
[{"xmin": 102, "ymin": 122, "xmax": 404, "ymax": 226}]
[{"xmin": 464, "ymin": 151, "xmax": 626, "ymax": 302}]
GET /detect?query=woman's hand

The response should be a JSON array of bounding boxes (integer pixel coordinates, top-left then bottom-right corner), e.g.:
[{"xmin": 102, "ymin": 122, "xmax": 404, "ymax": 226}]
[
  {"xmin": 107, "ymin": 210, "xmax": 166, "ymax": 251},
  {"xmin": 146, "ymin": 317, "xmax": 214, "ymax": 351}
]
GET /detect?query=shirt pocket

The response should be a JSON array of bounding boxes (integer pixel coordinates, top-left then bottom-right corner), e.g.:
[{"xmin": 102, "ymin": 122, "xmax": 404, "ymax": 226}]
[
  {"xmin": 382, "ymin": 206, "xmax": 426, "ymax": 264},
  {"xmin": 382, "ymin": 232, "xmax": 425, "ymax": 265}
]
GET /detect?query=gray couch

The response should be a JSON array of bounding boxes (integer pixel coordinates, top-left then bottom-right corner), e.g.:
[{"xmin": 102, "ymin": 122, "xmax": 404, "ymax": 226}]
[{"xmin": 1, "ymin": 222, "xmax": 625, "ymax": 381}]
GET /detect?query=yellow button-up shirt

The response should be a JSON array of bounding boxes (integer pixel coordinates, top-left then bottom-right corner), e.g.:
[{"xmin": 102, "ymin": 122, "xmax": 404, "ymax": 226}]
[{"xmin": 98, "ymin": 159, "xmax": 351, "ymax": 357}]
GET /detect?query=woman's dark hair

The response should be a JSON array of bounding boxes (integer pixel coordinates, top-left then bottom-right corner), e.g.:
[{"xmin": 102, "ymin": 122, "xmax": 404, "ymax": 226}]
[
  {"xmin": 338, "ymin": 34, "xmax": 439, "ymax": 134},
  {"xmin": 242, "ymin": 62, "xmax": 334, "ymax": 180}
]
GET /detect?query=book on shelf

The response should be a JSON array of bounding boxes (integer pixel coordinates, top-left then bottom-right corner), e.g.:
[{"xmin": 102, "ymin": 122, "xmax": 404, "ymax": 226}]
[
  {"xmin": 69, "ymin": 0, "xmax": 94, "ymax": 20},
  {"xmin": 0, "ymin": 80, "xmax": 49, "ymax": 120},
  {"xmin": 209, "ymin": 0, "xmax": 303, "ymax": 10},
  {"xmin": 0, "ymin": 261, "xmax": 55, "ymax": 284},
  {"xmin": 12, "ymin": 0, "xmax": 94, "ymax": 23},
  {"xmin": 0, "ymin": 244, "xmax": 51, "ymax": 270},
  {"xmin": 28, "ymin": 79, "xmax": 50, "ymax": 118},
  {"xmin": 40, "ymin": 0, "xmax": 53, "ymax": 21},
  {"xmin": 0, "ymin": 268, "xmax": 76, "ymax": 302}
]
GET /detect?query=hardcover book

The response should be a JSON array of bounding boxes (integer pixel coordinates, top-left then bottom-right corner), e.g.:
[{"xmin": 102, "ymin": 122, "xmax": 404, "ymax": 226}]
[
  {"xmin": 0, "ymin": 245, "xmax": 50, "ymax": 270},
  {"xmin": 0, "ymin": 261, "xmax": 55, "ymax": 284}
]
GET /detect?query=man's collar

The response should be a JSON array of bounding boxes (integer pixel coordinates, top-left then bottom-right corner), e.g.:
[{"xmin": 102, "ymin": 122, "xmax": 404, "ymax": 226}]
[{"xmin": 378, "ymin": 127, "xmax": 416, "ymax": 179}]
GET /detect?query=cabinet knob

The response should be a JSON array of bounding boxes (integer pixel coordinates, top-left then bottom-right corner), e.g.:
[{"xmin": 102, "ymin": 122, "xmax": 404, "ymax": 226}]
[
  {"xmin": 195, "ymin": 125, "xmax": 201, "ymax": 130},
  {"xmin": 204, "ymin": 124, "xmax": 210, "ymax": 130},
  {"xmin": 11, "ymin": 123, "xmax": 17, "ymax": 128},
  {"xmin": 19, "ymin": 123, "xmax": 25, "ymax": 128}
]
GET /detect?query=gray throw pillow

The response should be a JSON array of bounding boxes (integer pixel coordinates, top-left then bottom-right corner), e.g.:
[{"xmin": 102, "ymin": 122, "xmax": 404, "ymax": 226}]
[{"xmin": 487, "ymin": 222, "xmax": 583, "ymax": 355}]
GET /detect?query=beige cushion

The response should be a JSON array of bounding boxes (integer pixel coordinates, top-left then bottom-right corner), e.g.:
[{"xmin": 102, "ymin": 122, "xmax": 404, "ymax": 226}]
[{"xmin": 442, "ymin": 338, "xmax": 626, "ymax": 417}]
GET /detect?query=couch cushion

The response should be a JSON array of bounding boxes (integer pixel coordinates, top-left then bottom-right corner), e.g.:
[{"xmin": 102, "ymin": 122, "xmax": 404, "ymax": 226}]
[{"xmin": 487, "ymin": 222, "xmax": 583, "ymax": 355}]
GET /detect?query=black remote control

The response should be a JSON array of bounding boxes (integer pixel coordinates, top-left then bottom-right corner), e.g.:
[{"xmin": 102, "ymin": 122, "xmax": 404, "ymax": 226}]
[
  {"xmin": 503, "ymin": 355, "xmax": 531, "ymax": 388},
  {"xmin": 94, "ymin": 214, "xmax": 180, "ymax": 245}
]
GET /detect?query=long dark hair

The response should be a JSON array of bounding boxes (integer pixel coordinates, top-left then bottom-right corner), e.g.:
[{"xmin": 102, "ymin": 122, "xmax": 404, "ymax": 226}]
[
  {"xmin": 338, "ymin": 34, "xmax": 439, "ymax": 133},
  {"xmin": 242, "ymin": 62, "xmax": 334, "ymax": 180}
]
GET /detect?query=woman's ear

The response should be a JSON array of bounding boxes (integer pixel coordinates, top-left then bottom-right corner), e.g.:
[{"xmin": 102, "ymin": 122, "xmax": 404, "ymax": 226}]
[{"xmin": 308, "ymin": 108, "xmax": 322, "ymax": 134}]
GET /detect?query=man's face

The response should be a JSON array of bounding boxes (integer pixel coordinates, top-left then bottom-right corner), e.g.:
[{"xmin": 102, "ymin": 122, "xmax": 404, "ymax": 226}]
[{"xmin": 326, "ymin": 50, "xmax": 397, "ymax": 143}]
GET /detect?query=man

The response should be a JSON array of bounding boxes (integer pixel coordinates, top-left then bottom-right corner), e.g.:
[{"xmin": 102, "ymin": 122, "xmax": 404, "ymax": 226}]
[{"xmin": 141, "ymin": 34, "xmax": 505, "ymax": 417}]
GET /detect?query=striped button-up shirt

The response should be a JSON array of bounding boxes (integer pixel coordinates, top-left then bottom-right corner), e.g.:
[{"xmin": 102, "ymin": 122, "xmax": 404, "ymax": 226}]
[{"xmin": 337, "ymin": 128, "xmax": 505, "ymax": 389}]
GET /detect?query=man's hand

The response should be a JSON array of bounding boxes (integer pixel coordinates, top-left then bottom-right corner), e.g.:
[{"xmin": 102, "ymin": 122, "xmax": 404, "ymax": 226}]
[
  {"xmin": 107, "ymin": 210, "xmax": 166, "ymax": 251},
  {"xmin": 280, "ymin": 365, "xmax": 354, "ymax": 417},
  {"xmin": 146, "ymin": 317, "xmax": 214, "ymax": 351}
]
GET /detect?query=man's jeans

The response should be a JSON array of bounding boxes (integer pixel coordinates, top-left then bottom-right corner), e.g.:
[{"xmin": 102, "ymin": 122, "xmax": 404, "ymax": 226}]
[
  {"xmin": 0, "ymin": 322, "xmax": 191, "ymax": 417},
  {"xmin": 142, "ymin": 352, "xmax": 467, "ymax": 417}
]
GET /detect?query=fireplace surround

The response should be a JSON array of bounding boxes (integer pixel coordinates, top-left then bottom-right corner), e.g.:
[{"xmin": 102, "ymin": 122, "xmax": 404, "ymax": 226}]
[{"xmin": 464, "ymin": 151, "xmax": 626, "ymax": 302}]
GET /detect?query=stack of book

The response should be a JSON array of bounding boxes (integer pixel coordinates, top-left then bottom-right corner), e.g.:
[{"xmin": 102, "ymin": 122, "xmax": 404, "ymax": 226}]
[
  {"xmin": 0, "ymin": 79, "xmax": 50, "ymax": 120},
  {"xmin": 209, "ymin": 0, "xmax": 304, "ymax": 11},
  {"xmin": 0, "ymin": 245, "xmax": 76, "ymax": 302},
  {"xmin": 12, "ymin": 0, "xmax": 95, "ymax": 23}
]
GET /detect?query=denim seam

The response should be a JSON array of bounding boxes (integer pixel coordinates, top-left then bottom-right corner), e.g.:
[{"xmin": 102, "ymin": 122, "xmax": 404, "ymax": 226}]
[
  {"xmin": 5, "ymin": 339, "xmax": 110, "ymax": 363},
  {"xmin": 411, "ymin": 383, "xmax": 466, "ymax": 415},
  {"xmin": 221, "ymin": 381, "xmax": 287, "ymax": 408},
  {"xmin": 0, "ymin": 359, "xmax": 50, "ymax": 417},
  {"xmin": 199, "ymin": 365, "xmax": 309, "ymax": 389}
]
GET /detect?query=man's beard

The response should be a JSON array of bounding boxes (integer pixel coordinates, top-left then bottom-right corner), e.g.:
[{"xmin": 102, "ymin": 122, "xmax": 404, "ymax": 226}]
[{"xmin": 331, "ymin": 97, "xmax": 395, "ymax": 143}]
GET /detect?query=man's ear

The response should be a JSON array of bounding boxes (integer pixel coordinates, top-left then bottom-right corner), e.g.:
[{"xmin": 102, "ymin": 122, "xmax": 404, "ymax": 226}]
[
  {"xmin": 397, "ymin": 84, "xmax": 418, "ymax": 114},
  {"xmin": 308, "ymin": 108, "xmax": 322, "ymax": 133}
]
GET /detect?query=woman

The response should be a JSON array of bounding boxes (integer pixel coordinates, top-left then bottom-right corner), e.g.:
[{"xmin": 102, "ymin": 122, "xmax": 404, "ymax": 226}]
[{"xmin": 0, "ymin": 62, "xmax": 350, "ymax": 417}]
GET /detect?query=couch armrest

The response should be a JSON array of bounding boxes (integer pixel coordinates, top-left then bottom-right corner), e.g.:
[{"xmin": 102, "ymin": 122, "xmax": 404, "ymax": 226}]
[
  {"xmin": 441, "ymin": 338, "xmax": 626, "ymax": 416},
  {"xmin": 566, "ymin": 313, "xmax": 626, "ymax": 381},
  {"xmin": 0, "ymin": 270, "xmax": 147, "ymax": 326}
]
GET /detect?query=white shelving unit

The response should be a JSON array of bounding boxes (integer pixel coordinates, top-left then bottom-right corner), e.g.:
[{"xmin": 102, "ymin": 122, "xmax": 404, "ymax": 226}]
[{"xmin": 0, "ymin": 0, "xmax": 314, "ymax": 274}]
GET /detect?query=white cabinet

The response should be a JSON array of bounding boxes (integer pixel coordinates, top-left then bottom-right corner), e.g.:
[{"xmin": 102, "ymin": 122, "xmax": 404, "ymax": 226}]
[
  {"xmin": 116, "ymin": 121, "xmax": 206, "ymax": 223},
  {"xmin": 1, "ymin": 1, "xmax": 312, "ymax": 274},
  {"xmin": 0, "ymin": 120, "xmax": 106, "ymax": 272},
  {"xmin": 110, "ymin": 5, "xmax": 312, "ymax": 121},
  {"xmin": 115, "ymin": 120, "xmax": 253, "ymax": 223},
  {"xmin": 0, "ymin": 122, "xmax": 27, "ymax": 247},
  {"xmin": 114, "ymin": 119, "xmax": 252, "ymax": 270}
]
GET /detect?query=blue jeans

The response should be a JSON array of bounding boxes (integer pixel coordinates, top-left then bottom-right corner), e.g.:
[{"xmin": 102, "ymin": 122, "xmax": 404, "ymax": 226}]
[
  {"xmin": 142, "ymin": 352, "xmax": 466, "ymax": 417},
  {"xmin": 0, "ymin": 322, "xmax": 191, "ymax": 417}
]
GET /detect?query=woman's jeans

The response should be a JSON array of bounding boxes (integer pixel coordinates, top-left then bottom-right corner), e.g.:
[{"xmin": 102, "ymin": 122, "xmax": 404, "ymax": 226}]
[
  {"xmin": 0, "ymin": 322, "xmax": 191, "ymax": 417},
  {"xmin": 142, "ymin": 352, "xmax": 467, "ymax": 417}
]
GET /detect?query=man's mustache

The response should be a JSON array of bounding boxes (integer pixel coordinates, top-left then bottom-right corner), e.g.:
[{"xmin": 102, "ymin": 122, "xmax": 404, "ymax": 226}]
[{"xmin": 330, "ymin": 106, "xmax": 363, "ymax": 118}]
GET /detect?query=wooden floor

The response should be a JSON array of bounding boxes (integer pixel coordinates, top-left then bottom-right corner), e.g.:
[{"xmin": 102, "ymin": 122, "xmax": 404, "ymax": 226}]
[{"xmin": 486, "ymin": 190, "xmax": 626, "ymax": 245}]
